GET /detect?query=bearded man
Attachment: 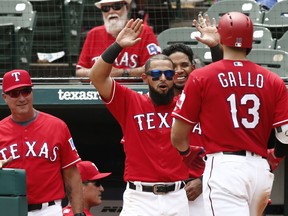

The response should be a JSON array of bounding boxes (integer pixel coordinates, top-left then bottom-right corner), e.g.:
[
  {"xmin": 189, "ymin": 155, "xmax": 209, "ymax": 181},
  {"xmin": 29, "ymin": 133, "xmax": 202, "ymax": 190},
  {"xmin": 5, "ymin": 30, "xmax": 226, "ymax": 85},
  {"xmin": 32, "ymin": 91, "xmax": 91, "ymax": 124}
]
[{"xmin": 76, "ymin": 0, "xmax": 160, "ymax": 78}]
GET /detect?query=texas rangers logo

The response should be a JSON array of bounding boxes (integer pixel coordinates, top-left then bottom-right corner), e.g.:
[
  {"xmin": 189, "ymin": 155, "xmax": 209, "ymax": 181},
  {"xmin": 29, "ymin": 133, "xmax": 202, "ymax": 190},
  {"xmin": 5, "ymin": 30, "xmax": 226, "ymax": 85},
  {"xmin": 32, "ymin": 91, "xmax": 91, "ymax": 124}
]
[
  {"xmin": 11, "ymin": 71, "xmax": 21, "ymax": 82},
  {"xmin": 147, "ymin": 43, "xmax": 161, "ymax": 55}
]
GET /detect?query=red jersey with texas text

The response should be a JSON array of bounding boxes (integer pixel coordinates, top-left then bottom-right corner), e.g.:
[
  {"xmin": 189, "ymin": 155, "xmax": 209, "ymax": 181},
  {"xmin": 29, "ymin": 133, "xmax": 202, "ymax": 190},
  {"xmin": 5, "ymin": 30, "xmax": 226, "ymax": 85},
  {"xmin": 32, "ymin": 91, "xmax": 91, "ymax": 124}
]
[
  {"xmin": 172, "ymin": 59, "xmax": 288, "ymax": 157},
  {"xmin": 77, "ymin": 24, "xmax": 160, "ymax": 69},
  {"xmin": 104, "ymin": 81, "xmax": 189, "ymax": 182},
  {"xmin": 0, "ymin": 112, "xmax": 81, "ymax": 204}
]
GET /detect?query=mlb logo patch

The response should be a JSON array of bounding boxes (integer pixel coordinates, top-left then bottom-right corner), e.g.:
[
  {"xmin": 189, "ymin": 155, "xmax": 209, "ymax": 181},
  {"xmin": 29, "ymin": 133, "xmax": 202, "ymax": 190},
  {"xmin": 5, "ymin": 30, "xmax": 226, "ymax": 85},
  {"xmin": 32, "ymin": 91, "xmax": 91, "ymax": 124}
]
[
  {"xmin": 69, "ymin": 138, "xmax": 76, "ymax": 150},
  {"xmin": 234, "ymin": 62, "xmax": 243, "ymax": 67},
  {"xmin": 234, "ymin": 38, "xmax": 243, "ymax": 47}
]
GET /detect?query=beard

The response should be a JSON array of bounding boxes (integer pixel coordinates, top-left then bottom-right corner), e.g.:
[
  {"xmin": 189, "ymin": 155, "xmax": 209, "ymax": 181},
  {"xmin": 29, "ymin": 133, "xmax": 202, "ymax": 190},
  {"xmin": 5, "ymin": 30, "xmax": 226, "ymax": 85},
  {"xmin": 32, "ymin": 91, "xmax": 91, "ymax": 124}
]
[
  {"xmin": 104, "ymin": 10, "xmax": 128, "ymax": 37},
  {"xmin": 149, "ymin": 85, "xmax": 174, "ymax": 106}
]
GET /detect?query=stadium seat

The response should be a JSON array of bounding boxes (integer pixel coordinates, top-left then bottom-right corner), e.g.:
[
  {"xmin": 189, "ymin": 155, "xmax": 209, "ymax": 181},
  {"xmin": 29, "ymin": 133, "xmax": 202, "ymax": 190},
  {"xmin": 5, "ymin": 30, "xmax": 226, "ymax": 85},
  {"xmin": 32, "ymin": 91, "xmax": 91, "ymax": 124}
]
[
  {"xmin": 253, "ymin": 26, "xmax": 276, "ymax": 49},
  {"xmin": 157, "ymin": 27, "xmax": 208, "ymax": 49},
  {"xmin": 205, "ymin": 0, "xmax": 264, "ymax": 24},
  {"xmin": 275, "ymin": 30, "xmax": 288, "ymax": 53},
  {"xmin": 0, "ymin": 0, "xmax": 36, "ymax": 74},
  {"xmin": 257, "ymin": 1, "xmax": 288, "ymax": 39},
  {"xmin": 192, "ymin": 47, "xmax": 212, "ymax": 65},
  {"xmin": 247, "ymin": 49, "xmax": 288, "ymax": 77}
]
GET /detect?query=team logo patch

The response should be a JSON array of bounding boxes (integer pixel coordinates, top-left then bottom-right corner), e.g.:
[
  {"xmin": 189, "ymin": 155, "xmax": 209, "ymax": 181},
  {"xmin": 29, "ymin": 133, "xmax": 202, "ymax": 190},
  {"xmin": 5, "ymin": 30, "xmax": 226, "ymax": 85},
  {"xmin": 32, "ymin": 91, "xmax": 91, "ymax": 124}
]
[
  {"xmin": 147, "ymin": 43, "xmax": 160, "ymax": 55},
  {"xmin": 69, "ymin": 138, "xmax": 76, "ymax": 150}
]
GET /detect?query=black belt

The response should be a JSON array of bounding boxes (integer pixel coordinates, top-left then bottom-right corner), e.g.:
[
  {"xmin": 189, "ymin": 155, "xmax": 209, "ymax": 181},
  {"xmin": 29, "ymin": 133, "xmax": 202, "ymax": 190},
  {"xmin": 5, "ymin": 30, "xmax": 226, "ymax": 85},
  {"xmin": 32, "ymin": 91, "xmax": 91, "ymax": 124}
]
[
  {"xmin": 128, "ymin": 181, "xmax": 185, "ymax": 195},
  {"xmin": 28, "ymin": 201, "xmax": 56, "ymax": 212},
  {"xmin": 223, "ymin": 150, "xmax": 266, "ymax": 158}
]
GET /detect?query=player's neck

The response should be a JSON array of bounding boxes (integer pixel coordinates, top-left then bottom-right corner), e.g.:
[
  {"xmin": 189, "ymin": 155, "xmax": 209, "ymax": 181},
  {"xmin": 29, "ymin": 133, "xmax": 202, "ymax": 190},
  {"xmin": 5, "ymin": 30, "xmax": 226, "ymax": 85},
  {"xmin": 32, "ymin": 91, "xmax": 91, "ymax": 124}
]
[
  {"xmin": 223, "ymin": 46, "xmax": 247, "ymax": 60},
  {"xmin": 11, "ymin": 109, "xmax": 38, "ymax": 124}
]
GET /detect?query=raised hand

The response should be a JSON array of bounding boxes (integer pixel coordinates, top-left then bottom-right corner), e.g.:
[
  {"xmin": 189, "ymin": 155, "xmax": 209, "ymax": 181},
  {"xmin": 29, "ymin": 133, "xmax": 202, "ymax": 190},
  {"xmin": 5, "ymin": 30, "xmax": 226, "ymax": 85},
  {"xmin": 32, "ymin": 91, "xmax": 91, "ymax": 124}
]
[
  {"xmin": 193, "ymin": 14, "xmax": 220, "ymax": 48},
  {"xmin": 116, "ymin": 18, "xmax": 143, "ymax": 49}
]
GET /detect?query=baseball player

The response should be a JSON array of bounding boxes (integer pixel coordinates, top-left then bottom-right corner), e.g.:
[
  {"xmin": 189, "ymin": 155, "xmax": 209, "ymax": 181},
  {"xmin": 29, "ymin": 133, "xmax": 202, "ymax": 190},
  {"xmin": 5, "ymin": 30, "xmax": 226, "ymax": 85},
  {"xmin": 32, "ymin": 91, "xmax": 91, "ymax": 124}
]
[
  {"xmin": 76, "ymin": 0, "xmax": 160, "ymax": 77},
  {"xmin": 193, "ymin": 13, "xmax": 287, "ymax": 172},
  {"xmin": 0, "ymin": 70, "xmax": 86, "ymax": 216},
  {"xmin": 63, "ymin": 161, "xmax": 111, "ymax": 216},
  {"xmin": 89, "ymin": 19, "xmax": 204, "ymax": 215},
  {"xmin": 171, "ymin": 12, "xmax": 288, "ymax": 216},
  {"xmin": 162, "ymin": 43, "xmax": 206, "ymax": 216}
]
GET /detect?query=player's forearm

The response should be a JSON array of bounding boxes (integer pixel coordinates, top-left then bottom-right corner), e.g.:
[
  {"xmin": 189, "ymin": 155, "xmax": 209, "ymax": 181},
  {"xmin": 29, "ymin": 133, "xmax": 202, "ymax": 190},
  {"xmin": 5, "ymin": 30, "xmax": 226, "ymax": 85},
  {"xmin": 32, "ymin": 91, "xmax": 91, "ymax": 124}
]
[
  {"xmin": 110, "ymin": 66, "xmax": 145, "ymax": 77},
  {"xmin": 76, "ymin": 68, "xmax": 90, "ymax": 77},
  {"xmin": 63, "ymin": 166, "xmax": 84, "ymax": 214},
  {"xmin": 171, "ymin": 120, "xmax": 191, "ymax": 151}
]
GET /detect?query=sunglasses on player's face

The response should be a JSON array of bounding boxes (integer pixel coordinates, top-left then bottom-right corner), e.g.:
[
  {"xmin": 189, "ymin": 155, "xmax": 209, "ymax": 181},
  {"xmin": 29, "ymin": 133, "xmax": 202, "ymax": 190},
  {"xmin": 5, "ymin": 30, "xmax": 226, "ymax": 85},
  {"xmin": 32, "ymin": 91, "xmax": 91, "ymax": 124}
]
[
  {"xmin": 84, "ymin": 180, "xmax": 102, "ymax": 187},
  {"xmin": 100, "ymin": 2, "xmax": 127, "ymax": 12},
  {"xmin": 5, "ymin": 87, "xmax": 32, "ymax": 98},
  {"xmin": 146, "ymin": 69, "xmax": 175, "ymax": 81}
]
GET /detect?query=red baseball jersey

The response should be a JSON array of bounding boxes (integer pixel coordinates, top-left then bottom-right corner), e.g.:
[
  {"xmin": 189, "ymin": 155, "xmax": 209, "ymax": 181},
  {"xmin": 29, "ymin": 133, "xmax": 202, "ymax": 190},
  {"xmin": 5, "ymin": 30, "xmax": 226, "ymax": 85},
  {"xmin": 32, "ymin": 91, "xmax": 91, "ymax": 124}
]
[
  {"xmin": 63, "ymin": 206, "xmax": 92, "ymax": 216},
  {"xmin": 172, "ymin": 60, "xmax": 288, "ymax": 157},
  {"xmin": 77, "ymin": 24, "xmax": 160, "ymax": 70},
  {"xmin": 0, "ymin": 112, "xmax": 81, "ymax": 204},
  {"xmin": 104, "ymin": 81, "xmax": 189, "ymax": 182}
]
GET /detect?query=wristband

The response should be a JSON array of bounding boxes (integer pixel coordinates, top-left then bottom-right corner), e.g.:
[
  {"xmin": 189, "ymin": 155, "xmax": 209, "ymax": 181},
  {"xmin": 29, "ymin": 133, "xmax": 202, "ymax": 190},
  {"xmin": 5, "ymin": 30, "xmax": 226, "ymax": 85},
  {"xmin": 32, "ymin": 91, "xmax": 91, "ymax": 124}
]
[
  {"xmin": 122, "ymin": 69, "xmax": 129, "ymax": 77},
  {"xmin": 178, "ymin": 147, "xmax": 190, "ymax": 156},
  {"xmin": 74, "ymin": 213, "xmax": 86, "ymax": 216},
  {"xmin": 101, "ymin": 42, "xmax": 123, "ymax": 64}
]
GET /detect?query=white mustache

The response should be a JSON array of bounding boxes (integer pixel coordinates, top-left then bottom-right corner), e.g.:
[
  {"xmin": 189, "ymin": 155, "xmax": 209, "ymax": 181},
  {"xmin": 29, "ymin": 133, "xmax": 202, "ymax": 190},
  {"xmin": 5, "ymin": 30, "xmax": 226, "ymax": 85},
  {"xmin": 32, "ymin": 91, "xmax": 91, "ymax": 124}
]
[{"xmin": 107, "ymin": 13, "xmax": 120, "ymax": 19}]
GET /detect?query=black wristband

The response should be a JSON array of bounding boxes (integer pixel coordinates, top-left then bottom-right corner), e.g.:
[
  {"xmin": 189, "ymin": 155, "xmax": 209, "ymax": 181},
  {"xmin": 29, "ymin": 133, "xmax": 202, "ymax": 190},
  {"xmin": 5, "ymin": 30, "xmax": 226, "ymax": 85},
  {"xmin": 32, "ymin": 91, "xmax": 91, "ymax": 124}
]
[
  {"xmin": 101, "ymin": 42, "xmax": 123, "ymax": 64},
  {"xmin": 122, "ymin": 69, "xmax": 129, "ymax": 77},
  {"xmin": 210, "ymin": 44, "xmax": 223, "ymax": 62},
  {"xmin": 178, "ymin": 147, "xmax": 190, "ymax": 156},
  {"xmin": 74, "ymin": 213, "xmax": 86, "ymax": 216}
]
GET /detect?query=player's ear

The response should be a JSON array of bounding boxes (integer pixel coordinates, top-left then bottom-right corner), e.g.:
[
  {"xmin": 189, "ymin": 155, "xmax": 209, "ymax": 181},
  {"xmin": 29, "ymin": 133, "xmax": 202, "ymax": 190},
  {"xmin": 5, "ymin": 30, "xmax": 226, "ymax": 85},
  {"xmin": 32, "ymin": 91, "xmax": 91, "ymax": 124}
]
[{"xmin": 141, "ymin": 73, "xmax": 149, "ymax": 84}]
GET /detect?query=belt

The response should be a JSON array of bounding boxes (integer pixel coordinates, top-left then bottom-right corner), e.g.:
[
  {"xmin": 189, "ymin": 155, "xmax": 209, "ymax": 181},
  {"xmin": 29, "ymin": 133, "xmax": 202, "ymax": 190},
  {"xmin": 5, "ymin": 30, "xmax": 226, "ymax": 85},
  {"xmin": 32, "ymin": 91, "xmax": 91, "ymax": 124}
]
[
  {"xmin": 223, "ymin": 150, "xmax": 266, "ymax": 158},
  {"xmin": 28, "ymin": 201, "xmax": 56, "ymax": 212},
  {"xmin": 128, "ymin": 181, "xmax": 185, "ymax": 195}
]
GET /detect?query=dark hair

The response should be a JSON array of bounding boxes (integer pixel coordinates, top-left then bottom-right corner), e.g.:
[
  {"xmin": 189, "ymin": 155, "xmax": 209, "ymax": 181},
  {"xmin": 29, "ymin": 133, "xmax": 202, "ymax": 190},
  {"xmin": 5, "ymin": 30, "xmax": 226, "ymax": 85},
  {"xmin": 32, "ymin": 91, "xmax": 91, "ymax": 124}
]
[
  {"xmin": 162, "ymin": 43, "xmax": 194, "ymax": 64},
  {"xmin": 144, "ymin": 54, "xmax": 174, "ymax": 72}
]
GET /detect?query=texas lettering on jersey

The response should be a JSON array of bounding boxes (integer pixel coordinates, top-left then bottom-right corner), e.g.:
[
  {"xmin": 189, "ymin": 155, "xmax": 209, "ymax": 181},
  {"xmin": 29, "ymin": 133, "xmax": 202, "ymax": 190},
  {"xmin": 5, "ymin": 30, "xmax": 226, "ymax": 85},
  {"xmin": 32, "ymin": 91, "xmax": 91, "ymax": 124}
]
[
  {"xmin": 0, "ymin": 141, "xmax": 60, "ymax": 161},
  {"xmin": 133, "ymin": 112, "xmax": 202, "ymax": 135},
  {"xmin": 91, "ymin": 43, "xmax": 159, "ymax": 68}
]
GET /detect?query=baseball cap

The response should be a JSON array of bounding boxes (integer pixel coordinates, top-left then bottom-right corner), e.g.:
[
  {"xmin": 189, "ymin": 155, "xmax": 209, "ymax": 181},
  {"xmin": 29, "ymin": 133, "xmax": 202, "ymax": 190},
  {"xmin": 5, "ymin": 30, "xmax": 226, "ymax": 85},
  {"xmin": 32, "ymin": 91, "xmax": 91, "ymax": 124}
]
[
  {"xmin": 77, "ymin": 161, "xmax": 111, "ymax": 182},
  {"xmin": 95, "ymin": 0, "xmax": 131, "ymax": 8},
  {"xmin": 2, "ymin": 70, "xmax": 32, "ymax": 93}
]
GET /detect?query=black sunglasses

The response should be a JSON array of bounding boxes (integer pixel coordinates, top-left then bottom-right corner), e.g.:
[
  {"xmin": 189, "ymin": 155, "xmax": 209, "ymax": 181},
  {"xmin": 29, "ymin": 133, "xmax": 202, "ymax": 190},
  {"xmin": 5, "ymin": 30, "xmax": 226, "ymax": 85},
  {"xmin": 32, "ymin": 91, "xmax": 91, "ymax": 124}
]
[
  {"xmin": 146, "ymin": 69, "xmax": 175, "ymax": 81},
  {"xmin": 84, "ymin": 180, "xmax": 101, "ymax": 187},
  {"xmin": 101, "ymin": 2, "xmax": 127, "ymax": 12},
  {"xmin": 5, "ymin": 88, "xmax": 32, "ymax": 98}
]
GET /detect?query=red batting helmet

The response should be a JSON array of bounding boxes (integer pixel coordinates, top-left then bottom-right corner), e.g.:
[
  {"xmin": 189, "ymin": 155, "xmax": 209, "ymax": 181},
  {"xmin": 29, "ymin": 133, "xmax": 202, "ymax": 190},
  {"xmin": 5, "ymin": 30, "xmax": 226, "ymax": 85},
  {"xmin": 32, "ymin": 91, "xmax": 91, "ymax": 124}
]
[{"xmin": 218, "ymin": 12, "xmax": 253, "ymax": 49}]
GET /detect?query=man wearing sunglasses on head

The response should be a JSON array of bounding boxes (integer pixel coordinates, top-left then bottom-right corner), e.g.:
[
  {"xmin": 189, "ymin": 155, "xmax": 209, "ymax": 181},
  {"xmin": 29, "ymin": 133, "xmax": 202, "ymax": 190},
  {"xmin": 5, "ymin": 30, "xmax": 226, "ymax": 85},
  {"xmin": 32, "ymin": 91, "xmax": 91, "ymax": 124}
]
[
  {"xmin": 89, "ymin": 19, "xmax": 203, "ymax": 215},
  {"xmin": 63, "ymin": 161, "xmax": 111, "ymax": 216},
  {"xmin": 76, "ymin": 0, "xmax": 160, "ymax": 78},
  {"xmin": 0, "ymin": 70, "xmax": 85, "ymax": 216}
]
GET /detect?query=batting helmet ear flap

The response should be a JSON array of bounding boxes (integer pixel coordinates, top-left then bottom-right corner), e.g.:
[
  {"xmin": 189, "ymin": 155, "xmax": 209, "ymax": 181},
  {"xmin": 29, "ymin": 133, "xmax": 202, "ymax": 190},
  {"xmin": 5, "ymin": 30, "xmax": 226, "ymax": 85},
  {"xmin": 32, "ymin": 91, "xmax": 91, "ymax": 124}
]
[{"xmin": 218, "ymin": 12, "xmax": 253, "ymax": 49}]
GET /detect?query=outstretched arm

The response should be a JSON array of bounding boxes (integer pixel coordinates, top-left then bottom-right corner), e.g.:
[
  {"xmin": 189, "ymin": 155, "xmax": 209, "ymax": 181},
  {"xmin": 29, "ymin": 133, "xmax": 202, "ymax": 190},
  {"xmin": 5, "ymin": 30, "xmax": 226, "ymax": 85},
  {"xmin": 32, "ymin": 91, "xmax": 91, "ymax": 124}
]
[{"xmin": 89, "ymin": 19, "xmax": 143, "ymax": 100}]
